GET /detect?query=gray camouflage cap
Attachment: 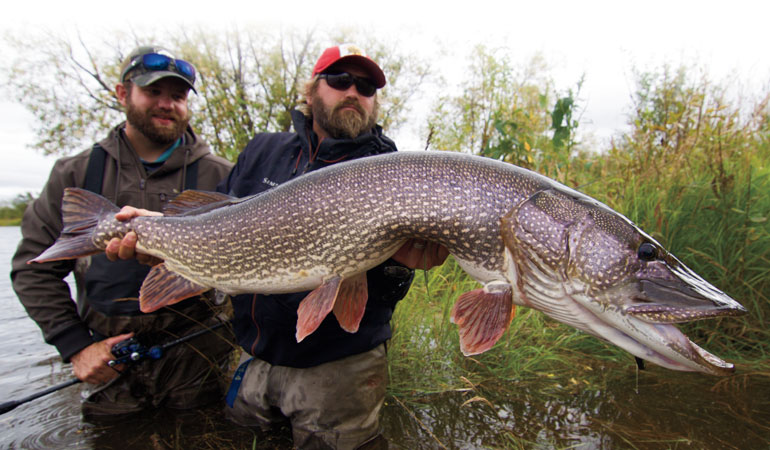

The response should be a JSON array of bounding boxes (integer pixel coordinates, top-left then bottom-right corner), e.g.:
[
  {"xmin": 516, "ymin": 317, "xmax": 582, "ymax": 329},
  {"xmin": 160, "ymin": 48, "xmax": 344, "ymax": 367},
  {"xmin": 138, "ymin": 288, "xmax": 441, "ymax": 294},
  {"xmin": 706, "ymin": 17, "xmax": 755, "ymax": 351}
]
[{"xmin": 120, "ymin": 46, "xmax": 197, "ymax": 93}]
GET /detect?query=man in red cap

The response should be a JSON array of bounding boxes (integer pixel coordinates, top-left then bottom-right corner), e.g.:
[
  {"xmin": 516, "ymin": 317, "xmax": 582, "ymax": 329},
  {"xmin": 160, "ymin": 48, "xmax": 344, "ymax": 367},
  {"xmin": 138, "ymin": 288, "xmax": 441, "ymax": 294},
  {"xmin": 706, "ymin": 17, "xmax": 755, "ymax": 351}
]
[
  {"xmin": 106, "ymin": 43, "xmax": 446, "ymax": 448},
  {"xmin": 218, "ymin": 43, "xmax": 446, "ymax": 449}
]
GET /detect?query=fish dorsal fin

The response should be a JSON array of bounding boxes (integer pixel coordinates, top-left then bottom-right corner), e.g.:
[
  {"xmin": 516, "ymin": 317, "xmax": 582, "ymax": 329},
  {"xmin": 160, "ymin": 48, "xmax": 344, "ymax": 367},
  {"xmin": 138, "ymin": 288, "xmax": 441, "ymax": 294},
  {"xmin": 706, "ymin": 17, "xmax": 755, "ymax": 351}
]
[
  {"xmin": 139, "ymin": 263, "xmax": 209, "ymax": 312},
  {"xmin": 163, "ymin": 190, "xmax": 237, "ymax": 216},
  {"xmin": 296, "ymin": 276, "xmax": 342, "ymax": 342},
  {"xmin": 450, "ymin": 283, "xmax": 515, "ymax": 355},
  {"xmin": 332, "ymin": 273, "xmax": 369, "ymax": 334}
]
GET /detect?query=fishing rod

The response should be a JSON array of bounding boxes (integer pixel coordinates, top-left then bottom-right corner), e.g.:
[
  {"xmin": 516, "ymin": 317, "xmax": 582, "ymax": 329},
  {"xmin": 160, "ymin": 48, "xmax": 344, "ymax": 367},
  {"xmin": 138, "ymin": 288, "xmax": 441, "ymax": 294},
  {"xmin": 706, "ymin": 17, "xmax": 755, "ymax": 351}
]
[
  {"xmin": 0, "ymin": 321, "xmax": 228, "ymax": 415},
  {"xmin": 0, "ymin": 378, "xmax": 81, "ymax": 415},
  {"xmin": 108, "ymin": 321, "xmax": 226, "ymax": 367}
]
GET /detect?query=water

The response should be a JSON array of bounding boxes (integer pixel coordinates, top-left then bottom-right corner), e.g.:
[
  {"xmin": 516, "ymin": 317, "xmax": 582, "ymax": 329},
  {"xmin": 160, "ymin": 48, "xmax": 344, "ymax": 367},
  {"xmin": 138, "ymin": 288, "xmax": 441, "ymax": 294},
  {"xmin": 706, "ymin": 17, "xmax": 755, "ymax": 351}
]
[
  {"xmin": 0, "ymin": 227, "xmax": 276, "ymax": 449},
  {"xmin": 380, "ymin": 371, "xmax": 770, "ymax": 449},
  {"xmin": 1, "ymin": 226, "xmax": 769, "ymax": 449}
]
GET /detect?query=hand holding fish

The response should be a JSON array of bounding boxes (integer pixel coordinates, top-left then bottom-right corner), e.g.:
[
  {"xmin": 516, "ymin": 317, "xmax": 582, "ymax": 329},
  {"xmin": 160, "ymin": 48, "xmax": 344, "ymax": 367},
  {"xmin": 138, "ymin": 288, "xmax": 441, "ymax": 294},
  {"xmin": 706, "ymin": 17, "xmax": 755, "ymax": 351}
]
[
  {"xmin": 391, "ymin": 239, "xmax": 449, "ymax": 270},
  {"xmin": 105, "ymin": 206, "xmax": 163, "ymax": 266}
]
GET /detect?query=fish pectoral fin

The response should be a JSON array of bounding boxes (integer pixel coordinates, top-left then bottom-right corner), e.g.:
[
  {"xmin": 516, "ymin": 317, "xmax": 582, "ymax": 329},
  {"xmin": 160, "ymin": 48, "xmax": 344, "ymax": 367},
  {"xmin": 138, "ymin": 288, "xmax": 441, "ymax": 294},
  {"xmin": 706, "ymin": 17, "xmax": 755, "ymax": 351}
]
[
  {"xmin": 139, "ymin": 263, "xmax": 209, "ymax": 312},
  {"xmin": 332, "ymin": 273, "xmax": 369, "ymax": 334},
  {"xmin": 450, "ymin": 283, "xmax": 515, "ymax": 356},
  {"xmin": 296, "ymin": 276, "xmax": 342, "ymax": 342}
]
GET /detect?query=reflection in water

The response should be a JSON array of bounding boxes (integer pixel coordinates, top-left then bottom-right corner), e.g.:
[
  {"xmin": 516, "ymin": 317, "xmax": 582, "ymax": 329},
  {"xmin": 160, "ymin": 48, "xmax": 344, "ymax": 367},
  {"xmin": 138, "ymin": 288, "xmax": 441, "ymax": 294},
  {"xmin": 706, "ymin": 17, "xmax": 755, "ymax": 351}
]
[
  {"xmin": 2, "ymin": 226, "xmax": 769, "ymax": 449},
  {"xmin": 381, "ymin": 367, "xmax": 770, "ymax": 449}
]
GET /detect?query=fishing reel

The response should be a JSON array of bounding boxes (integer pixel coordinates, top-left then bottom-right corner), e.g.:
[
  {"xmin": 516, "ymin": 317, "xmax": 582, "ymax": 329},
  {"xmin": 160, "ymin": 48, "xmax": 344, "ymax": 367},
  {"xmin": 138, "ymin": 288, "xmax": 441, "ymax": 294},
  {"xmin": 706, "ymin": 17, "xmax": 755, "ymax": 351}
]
[{"xmin": 108, "ymin": 337, "xmax": 163, "ymax": 367}]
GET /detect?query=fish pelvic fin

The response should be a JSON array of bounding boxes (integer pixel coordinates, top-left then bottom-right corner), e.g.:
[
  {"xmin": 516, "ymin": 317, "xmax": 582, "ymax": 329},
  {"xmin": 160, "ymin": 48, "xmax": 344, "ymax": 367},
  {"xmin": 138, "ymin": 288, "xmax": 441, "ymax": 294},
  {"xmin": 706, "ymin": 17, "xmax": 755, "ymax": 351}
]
[
  {"xmin": 333, "ymin": 273, "xmax": 369, "ymax": 334},
  {"xmin": 29, "ymin": 187, "xmax": 119, "ymax": 263},
  {"xmin": 296, "ymin": 276, "xmax": 342, "ymax": 342},
  {"xmin": 163, "ymin": 190, "xmax": 238, "ymax": 216},
  {"xmin": 451, "ymin": 283, "xmax": 515, "ymax": 356},
  {"xmin": 139, "ymin": 263, "xmax": 209, "ymax": 312}
]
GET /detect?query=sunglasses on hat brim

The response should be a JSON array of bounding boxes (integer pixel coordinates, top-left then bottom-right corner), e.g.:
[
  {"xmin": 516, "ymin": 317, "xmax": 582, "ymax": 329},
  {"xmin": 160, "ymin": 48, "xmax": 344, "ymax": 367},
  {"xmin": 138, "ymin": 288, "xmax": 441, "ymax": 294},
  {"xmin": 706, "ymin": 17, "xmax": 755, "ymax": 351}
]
[
  {"xmin": 122, "ymin": 53, "xmax": 196, "ymax": 85},
  {"xmin": 318, "ymin": 72, "xmax": 377, "ymax": 97}
]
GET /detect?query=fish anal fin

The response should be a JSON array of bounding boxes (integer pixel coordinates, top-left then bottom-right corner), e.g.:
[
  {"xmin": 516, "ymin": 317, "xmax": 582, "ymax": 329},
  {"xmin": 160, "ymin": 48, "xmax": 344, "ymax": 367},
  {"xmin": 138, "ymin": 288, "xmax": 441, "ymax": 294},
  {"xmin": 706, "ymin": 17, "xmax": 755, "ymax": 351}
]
[
  {"xmin": 296, "ymin": 276, "xmax": 342, "ymax": 342},
  {"xmin": 163, "ymin": 190, "xmax": 237, "ymax": 216},
  {"xmin": 451, "ymin": 284, "xmax": 515, "ymax": 356},
  {"xmin": 139, "ymin": 263, "xmax": 208, "ymax": 312},
  {"xmin": 332, "ymin": 273, "xmax": 368, "ymax": 334}
]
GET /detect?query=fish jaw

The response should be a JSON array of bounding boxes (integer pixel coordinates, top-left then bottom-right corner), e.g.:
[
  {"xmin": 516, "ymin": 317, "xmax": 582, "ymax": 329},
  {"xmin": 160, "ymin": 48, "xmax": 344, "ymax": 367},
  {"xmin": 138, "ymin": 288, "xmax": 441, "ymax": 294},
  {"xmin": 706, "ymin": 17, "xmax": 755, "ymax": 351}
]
[
  {"xmin": 570, "ymin": 288, "xmax": 738, "ymax": 375},
  {"xmin": 621, "ymin": 258, "xmax": 747, "ymax": 323},
  {"xmin": 510, "ymin": 247, "xmax": 741, "ymax": 375},
  {"xmin": 580, "ymin": 258, "xmax": 746, "ymax": 375}
]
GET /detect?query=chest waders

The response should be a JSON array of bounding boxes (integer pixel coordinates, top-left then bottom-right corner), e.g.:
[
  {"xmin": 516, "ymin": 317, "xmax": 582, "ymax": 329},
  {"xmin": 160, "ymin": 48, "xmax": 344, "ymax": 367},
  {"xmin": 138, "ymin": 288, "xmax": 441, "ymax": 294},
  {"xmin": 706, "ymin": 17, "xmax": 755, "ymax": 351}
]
[{"xmin": 82, "ymin": 144, "xmax": 200, "ymax": 317}]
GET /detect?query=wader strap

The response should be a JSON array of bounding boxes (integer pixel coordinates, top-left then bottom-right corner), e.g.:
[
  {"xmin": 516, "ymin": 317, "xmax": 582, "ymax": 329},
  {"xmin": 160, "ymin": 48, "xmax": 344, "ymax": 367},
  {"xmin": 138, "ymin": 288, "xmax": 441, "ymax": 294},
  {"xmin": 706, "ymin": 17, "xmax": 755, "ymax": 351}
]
[
  {"xmin": 225, "ymin": 357, "xmax": 253, "ymax": 408},
  {"xmin": 85, "ymin": 144, "xmax": 201, "ymax": 192},
  {"xmin": 84, "ymin": 144, "xmax": 107, "ymax": 194},
  {"xmin": 184, "ymin": 159, "xmax": 199, "ymax": 191}
]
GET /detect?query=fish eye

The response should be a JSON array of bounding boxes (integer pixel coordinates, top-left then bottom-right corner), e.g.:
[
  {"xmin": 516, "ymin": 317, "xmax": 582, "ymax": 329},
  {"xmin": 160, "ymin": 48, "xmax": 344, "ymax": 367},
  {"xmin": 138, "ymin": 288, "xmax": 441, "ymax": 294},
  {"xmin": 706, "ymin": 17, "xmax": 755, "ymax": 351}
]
[{"xmin": 638, "ymin": 242, "xmax": 657, "ymax": 261}]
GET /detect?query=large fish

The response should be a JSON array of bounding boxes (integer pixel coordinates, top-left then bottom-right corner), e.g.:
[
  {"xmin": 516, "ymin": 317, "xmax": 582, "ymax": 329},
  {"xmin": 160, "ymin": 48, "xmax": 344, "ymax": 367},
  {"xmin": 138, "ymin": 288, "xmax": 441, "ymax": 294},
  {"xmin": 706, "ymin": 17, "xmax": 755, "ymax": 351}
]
[{"xmin": 31, "ymin": 151, "xmax": 746, "ymax": 375}]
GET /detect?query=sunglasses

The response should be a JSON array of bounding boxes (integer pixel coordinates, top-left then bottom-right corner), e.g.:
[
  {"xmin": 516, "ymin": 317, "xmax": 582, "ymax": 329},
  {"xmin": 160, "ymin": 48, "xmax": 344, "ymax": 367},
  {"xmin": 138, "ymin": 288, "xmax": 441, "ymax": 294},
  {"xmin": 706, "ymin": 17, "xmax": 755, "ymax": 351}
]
[
  {"xmin": 122, "ymin": 53, "xmax": 196, "ymax": 84},
  {"xmin": 318, "ymin": 72, "xmax": 377, "ymax": 97}
]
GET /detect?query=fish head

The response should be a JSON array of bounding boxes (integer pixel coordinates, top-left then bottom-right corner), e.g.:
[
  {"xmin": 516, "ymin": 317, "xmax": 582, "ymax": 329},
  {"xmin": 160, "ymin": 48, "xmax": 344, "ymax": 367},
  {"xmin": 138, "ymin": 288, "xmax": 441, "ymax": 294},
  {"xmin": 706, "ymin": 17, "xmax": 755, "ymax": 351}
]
[{"xmin": 500, "ymin": 188, "xmax": 747, "ymax": 375}]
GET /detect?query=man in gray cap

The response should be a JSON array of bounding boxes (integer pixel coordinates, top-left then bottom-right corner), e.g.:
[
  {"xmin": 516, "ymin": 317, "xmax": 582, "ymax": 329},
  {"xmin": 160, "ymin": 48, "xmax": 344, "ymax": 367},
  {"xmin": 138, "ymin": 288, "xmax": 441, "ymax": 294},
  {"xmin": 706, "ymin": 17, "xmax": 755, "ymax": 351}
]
[
  {"xmin": 105, "ymin": 42, "xmax": 448, "ymax": 449},
  {"xmin": 11, "ymin": 45, "xmax": 234, "ymax": 416}
]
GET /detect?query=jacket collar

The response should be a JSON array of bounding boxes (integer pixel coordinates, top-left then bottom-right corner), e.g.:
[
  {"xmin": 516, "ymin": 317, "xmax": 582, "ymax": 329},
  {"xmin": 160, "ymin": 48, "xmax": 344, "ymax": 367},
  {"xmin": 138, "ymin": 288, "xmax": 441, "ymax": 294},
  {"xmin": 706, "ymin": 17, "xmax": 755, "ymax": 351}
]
[{"xmin": 98, "ymin": 122, "xmax": 212, "ymax": 175}]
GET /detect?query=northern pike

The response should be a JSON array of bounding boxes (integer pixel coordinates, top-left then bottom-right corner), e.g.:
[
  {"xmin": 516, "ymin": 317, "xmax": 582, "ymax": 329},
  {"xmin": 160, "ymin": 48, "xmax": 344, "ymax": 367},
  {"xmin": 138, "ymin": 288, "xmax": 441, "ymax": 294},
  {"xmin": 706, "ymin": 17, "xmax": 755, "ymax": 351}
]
[{"xmin": 31, "ymin": 151, "xmax": 746, "ymax": 375}]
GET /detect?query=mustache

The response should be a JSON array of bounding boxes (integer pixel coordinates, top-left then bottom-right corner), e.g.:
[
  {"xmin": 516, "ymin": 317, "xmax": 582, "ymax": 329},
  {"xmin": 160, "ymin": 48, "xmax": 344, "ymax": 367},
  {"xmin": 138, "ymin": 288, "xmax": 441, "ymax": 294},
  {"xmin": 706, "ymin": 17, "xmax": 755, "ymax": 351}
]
[
  {"xmin": 151, "ymin": 109, "xmax": 182, "ymax": 122},
  {"xmin": 332, "ymin": 99, "xmax": 365, "ymax": 116}
]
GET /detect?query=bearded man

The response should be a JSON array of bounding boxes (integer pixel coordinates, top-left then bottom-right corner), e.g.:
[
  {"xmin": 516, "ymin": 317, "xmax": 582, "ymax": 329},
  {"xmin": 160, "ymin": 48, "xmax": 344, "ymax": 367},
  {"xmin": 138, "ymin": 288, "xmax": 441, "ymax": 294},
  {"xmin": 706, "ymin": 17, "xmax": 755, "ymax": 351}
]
[
  {"xmin": 105, "ymin": 43, "xmax": 447, "ymax": 448},
  {"xmin": 215, "ymin": 44, "xmax": 447, "ymax": 449},
  {"xmin": 11, "ymin": 46, "xmax": 233, "ymax": 416}
]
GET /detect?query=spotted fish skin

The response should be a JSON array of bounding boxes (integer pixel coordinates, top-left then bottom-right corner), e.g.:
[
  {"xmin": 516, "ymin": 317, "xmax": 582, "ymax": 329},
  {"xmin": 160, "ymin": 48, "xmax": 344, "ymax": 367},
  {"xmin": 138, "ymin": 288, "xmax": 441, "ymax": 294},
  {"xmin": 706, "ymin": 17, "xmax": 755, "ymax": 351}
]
[
  {"xmin": 32, "ymin": 151, "xmax": 747, "ymax": 375},
  {"xmin": 132, "ymin": 152, "xmax": 546, "ymax": 293}
]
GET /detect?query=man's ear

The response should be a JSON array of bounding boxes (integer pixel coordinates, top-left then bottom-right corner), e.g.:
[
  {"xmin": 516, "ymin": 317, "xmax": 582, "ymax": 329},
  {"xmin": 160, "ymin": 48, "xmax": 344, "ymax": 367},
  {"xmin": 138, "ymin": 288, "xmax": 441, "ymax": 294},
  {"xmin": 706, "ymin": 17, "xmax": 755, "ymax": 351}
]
[{"xmin": 115, "ymin": 83, "xmax": 129, "ymax": 106}]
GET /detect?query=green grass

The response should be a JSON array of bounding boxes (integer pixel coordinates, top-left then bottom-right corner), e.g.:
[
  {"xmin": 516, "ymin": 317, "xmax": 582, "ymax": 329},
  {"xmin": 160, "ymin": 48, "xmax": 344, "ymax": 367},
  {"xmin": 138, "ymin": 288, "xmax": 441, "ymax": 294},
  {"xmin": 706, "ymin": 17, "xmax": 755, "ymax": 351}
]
[{"xmin": 388, "ymin": 258, "xmax": 633, "ymax": 396}]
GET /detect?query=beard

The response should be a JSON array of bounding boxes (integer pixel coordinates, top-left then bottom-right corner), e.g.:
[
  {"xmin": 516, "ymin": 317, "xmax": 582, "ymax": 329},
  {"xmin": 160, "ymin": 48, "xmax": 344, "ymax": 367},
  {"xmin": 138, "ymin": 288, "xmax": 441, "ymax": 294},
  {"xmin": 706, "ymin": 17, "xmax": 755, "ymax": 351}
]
[
  {"xmin": 311, "ymin": 94, "xmax": 378, "ymax": 140},
  {"xmin": 125, "ymin": 97, "xmax": 190, "ymax": 146}
]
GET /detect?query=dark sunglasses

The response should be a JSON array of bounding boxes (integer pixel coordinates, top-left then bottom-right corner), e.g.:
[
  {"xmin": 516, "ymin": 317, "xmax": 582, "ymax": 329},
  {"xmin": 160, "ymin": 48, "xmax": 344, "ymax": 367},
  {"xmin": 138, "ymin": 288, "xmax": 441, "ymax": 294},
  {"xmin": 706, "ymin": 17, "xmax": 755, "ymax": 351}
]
[
  {"xmin": 318, "ymin": 72, "xmax": 377, "ymax": 97},
  {"xmin": 121, "ymin": 53, "xmax": 196, "ymax": 84}
]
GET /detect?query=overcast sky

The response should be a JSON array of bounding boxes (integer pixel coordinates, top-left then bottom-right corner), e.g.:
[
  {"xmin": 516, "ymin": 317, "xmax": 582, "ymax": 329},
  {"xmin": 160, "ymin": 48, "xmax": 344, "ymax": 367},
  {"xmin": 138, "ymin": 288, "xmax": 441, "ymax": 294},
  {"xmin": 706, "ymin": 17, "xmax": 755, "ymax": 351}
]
[{"xmin": 1, "ymin": 0, "xmax": 767, "ymax": 202}]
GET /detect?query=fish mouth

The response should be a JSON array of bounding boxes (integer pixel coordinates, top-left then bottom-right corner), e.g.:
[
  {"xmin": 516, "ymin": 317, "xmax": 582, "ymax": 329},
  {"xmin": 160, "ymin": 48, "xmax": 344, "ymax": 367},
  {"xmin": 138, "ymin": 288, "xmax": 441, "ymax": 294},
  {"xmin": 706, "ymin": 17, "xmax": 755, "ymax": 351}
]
[
  {"xmin": 512, "ymin": 258, "xmax": 746, "ymax": 375},
  {"xmin": 572, "ymin": 277, "xmax": 747, "ymax": 376},
  {"xmin": 618, "ymin": 321, "xmax": 736, "ymax": 376},
  {"xmin": 623, "ymin": 279, "xmax": 747, "ymax": 323}
]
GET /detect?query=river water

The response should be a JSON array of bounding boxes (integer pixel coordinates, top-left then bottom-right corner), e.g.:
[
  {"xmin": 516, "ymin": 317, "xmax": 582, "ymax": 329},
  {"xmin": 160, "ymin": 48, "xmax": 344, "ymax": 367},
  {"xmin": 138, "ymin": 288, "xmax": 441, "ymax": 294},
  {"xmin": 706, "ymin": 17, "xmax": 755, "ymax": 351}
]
[
  {"xmin": 1, "ymin": 226, "xmax": 769, "ymax": 449},
  {"xmin": 0, "ymin": 227, "xmax": 277, "ymax": 449}
]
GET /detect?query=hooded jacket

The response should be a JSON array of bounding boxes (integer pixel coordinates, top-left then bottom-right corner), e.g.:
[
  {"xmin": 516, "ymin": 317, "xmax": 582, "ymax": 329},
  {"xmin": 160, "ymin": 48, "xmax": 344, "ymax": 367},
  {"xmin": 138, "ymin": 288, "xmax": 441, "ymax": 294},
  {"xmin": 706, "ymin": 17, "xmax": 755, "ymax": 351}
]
[
  {"xmin": 219, "ymin": 110, "xmax": 414, "ymax": 368},
  {"xmin": 11, "ymin": 122, "xmax": 233, "ymax": 362}
]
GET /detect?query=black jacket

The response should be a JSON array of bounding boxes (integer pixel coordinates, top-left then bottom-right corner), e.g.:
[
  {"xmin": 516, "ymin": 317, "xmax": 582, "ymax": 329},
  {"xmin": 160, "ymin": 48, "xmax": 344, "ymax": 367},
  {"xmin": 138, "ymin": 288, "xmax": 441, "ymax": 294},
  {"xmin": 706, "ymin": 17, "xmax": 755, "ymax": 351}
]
[{"xmin": 218, "ymin": 110, "xmax": 413, "ymax": 367}]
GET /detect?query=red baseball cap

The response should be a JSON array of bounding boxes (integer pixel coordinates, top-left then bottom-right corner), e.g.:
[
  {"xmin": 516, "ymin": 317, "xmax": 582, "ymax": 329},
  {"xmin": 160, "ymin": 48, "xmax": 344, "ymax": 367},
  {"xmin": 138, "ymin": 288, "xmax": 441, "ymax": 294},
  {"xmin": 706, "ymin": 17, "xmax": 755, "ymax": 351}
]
[{"xmin": 312, "ymin": 43, "xmax": 386, "ymax": 89}]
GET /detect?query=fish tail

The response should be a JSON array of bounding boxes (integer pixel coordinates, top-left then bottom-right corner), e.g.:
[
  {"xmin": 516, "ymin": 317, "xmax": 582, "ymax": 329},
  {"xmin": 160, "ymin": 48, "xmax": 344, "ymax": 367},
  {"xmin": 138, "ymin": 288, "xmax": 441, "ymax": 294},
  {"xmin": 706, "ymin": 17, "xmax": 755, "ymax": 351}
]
[{"xmin": 29, "ymin": 188, "xmax": 120, "ymax": 263}]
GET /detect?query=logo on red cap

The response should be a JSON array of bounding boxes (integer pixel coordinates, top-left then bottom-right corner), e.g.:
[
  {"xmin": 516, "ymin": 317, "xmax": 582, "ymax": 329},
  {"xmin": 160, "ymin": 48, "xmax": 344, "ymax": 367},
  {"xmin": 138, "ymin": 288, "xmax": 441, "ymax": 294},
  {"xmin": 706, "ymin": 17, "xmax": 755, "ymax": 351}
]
[{"xmin": 312, "ymin": 43, "xmax": 386, "ymax": 89}]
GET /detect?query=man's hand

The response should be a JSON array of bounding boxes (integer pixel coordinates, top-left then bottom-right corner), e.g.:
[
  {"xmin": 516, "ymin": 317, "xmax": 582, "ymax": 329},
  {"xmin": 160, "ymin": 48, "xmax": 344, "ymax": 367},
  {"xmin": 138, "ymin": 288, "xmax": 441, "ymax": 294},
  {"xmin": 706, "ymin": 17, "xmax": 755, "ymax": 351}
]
[
  {"xmin": 70, "ymin": 333, "xmax": 134, "ymax": 384},
  {"xmin": 105, "ymin": 206, "xmax": 163, "ymax": 265},
  {"xmin": 391, "ymin": 239, "xmax": 449, "ymax": 270}
]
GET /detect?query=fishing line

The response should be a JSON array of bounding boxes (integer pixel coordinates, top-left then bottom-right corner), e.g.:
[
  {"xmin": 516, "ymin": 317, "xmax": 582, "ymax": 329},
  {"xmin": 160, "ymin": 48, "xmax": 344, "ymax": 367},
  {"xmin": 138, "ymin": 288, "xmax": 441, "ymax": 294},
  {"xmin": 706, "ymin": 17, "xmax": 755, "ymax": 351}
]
[{"xmin": 422, "ymin": 250, "xmax": 433, "ymax": 301}]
